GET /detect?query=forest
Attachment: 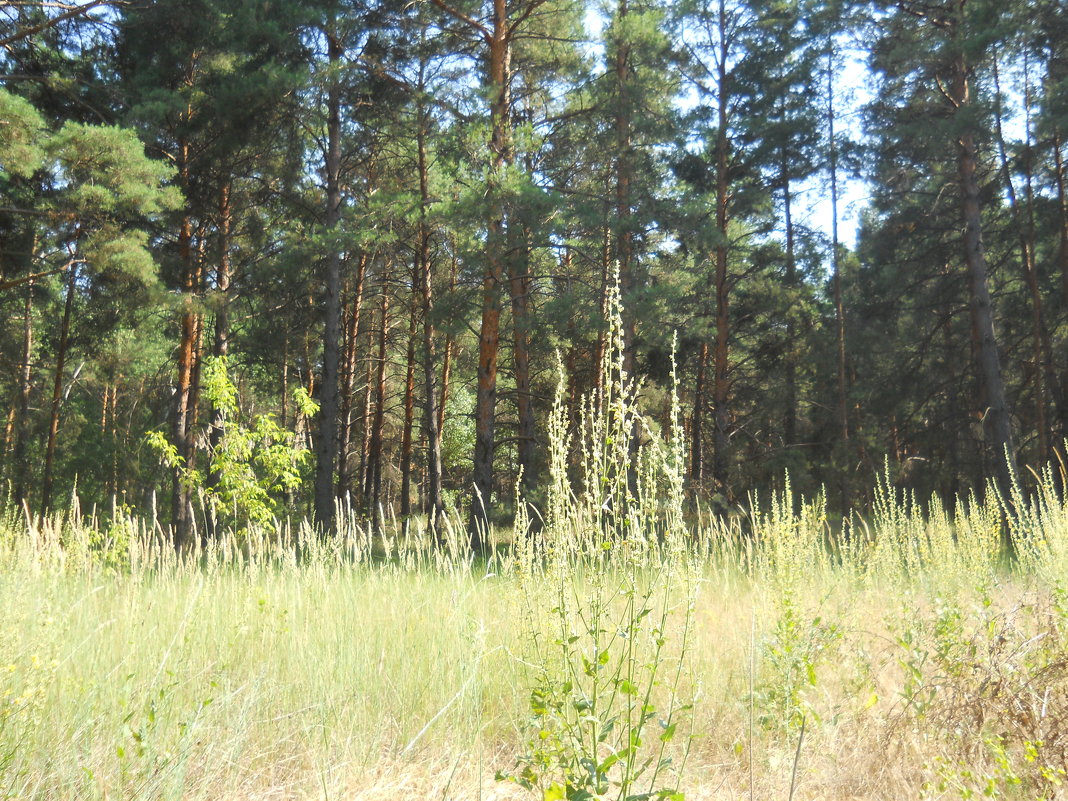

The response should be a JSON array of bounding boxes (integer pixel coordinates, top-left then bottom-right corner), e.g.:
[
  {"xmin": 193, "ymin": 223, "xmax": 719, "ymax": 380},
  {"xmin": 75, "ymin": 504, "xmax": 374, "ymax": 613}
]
[
  {"xmin": 2, "ymin": 0, "xmax": 1065, "ymax": 539},
  {"xmin": 6, "ymin": 4, "xmax": 1068, "ymax": 799}
]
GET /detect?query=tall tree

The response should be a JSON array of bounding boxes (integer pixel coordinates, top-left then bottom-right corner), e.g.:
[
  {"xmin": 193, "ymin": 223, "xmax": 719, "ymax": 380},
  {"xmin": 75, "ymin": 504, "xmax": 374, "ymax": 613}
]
[{"xmin": 867, "ymin": 0, "xmax": 1018, "ymax": 494}]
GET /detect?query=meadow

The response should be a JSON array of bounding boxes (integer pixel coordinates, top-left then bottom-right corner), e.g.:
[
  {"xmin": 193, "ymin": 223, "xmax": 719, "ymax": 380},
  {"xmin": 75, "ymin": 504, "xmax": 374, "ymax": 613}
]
[{"xmin": 2, "ymin": 354, "xmax": 1068, "ymax": 800}]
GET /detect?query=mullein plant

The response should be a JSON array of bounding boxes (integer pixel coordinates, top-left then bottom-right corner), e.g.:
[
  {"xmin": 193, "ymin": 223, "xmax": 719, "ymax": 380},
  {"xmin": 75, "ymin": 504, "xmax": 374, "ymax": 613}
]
[{"xmin": 503, "ymin": 276, "xmax": 699, "ymax": 801}]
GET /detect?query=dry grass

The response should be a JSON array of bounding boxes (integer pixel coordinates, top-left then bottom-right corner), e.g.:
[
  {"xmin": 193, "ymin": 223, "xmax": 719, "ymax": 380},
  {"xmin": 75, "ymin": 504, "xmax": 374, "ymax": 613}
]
[
  {"xmin": 3, "ymin": 304, "xmax": 1066, "ymax": 799},
  {"xmin": 0, "ymin": 492, "xmax": 1066, "ymax": 800}
]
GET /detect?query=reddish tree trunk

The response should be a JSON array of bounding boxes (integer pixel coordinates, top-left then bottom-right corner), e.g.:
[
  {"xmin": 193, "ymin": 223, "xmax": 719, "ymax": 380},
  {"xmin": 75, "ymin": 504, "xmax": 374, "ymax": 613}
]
[
  {"xmin": 172, "ymin": 154, "xmax": 197, "ymax": 545},
  {"xmin": 364, "ymin": 283, "xmax": 390, "ymax": 525},
  {"xmin": 338, "ymin": 253, "xmax": 369, "ymax": 499},
  {"xmin": 436, "ymin": 249, "xmax": 458, "ymax": 440},
  {"xmin": 39, "ymin": 265, "xmax": 76, "ymax": 519},
  {"xmin": 400, "ymin": 281, "xmax": 418, "ymax": 520},
  {"xmin": 467, "ymin": 0, "xmax": 512, "ymax": 548}
]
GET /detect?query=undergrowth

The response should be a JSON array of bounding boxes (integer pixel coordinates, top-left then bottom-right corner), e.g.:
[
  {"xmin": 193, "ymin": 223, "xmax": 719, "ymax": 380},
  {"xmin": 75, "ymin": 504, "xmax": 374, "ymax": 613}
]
[{"xmin": 1, "ymin": 284, "xmax": 1067, "ymax": 800}]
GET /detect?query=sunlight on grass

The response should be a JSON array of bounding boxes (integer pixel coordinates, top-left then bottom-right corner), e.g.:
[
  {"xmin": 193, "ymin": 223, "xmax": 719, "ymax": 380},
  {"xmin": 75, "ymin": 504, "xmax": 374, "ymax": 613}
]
[{"xmin": 2, "ymin": 297, "xmax": 1067, "ymax": 800}]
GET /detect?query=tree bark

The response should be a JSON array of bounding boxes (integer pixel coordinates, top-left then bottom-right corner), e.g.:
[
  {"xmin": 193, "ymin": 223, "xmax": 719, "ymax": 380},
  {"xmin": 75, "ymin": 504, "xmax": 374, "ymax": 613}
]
[
  {"xmin": 172, "ymin": 149, "xmax": 196, "ymax": 546},
  {"xmin": 467, "ymin": 0, "xmax": 512, "ymax": 549},
  {"xmin": 992, "ymin": 53, "xmax": 1053, "ymax": 462},
  {"xmin": 359, "ymin": 313, "xmax": 375, "ymax": 499},
  {"xmin": 313, "ymin": 22, "xmax": 344, "ymax": 532},
  {"xmin": 711, "ymin": 0, "xmax": 732, "ymax": 498},
  {"xmin": 281, "ymin": 332, "xmax": 290, "ymax": 430},
  {"xmin": 1053, "ymin": 127, "xmax": 1068, "ymax": 305},
  {"xmin": 592, "ymin": 218, "xmax": 611, "ymax": 407},
  {"xmin": 400, "ymin": 277, "xmax": 418, "ymax": 521},
  {"xmin": 782, "ymin": 162, "xmax": 797, "ymax": 448},
  {"xmin": 951, "ymin": 47, "xmax": 1017, "ymax": 493},
  {"xmin": 2, "ymin": 405, "xmax": 14, "ymax": 471},
  {"xmin": 39, "ymin": 265, "xmax": 76, "ymax": 519},
  {"xmin": 1051, "ymin": 128, "xmax": 1068, "ymax": 441},
  {"xmin": 364, "ymin": 281, "xmax": 390, "ymax": 527},
  {"xmin": 613, "ymin": 0, "xmax": 636, "ymax": 377},
  {"xmin": 939, "ymin": 263, "xmax": 963, "ymax": 499},
  {"xmin": 416, "ymin": 124, "xmax": 444, "ymax": 528},
  {"xmin": 12, "ymin": 278, "xmax": 33, "ymax": 508},
  {"xmin": 508, "ymin": 220, "xmax": 537, "ymax": 501},
  {"xmin": 828, "ymin": 50, "xmax": 850, "ymax": 506},
  {"xmin": 436, "ymin": 247, "xmax": 458, "ymax": 440},
  {"xmin": 691, "ymin": 340, "xmax": 708, "ymax": 486},
  {"xmin": 338, "ymin": 253, "xmax": 369, "ymax": 499},
  {"xmin": 206, "ymin": 182, "xmax": 233, "ymax": 524}
]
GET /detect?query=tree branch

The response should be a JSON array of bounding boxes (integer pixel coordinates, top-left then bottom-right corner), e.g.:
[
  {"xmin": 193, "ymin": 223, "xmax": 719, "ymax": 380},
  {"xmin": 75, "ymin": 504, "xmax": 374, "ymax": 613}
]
[
  {"xmin": 0, "ymin": 0, "xmax": 123, "ymax": 48},
  {"xmin": 427, "ymin": 0, "xmax": 491, "ymax": 42},
  {"xmin": 0, "ymin": 259, "xmax": 82, "ymax": 292}
]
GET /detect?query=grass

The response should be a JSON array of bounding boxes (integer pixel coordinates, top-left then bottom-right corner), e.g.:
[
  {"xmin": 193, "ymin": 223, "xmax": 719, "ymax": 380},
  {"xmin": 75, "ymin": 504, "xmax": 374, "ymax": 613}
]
[
  {"xmin": 3, "ymin": 302, "xmax": 1067, "ymax": 799},
  {"xmin": 2, "ymin": 475, "xmax": 1067, "ymax": 800}
]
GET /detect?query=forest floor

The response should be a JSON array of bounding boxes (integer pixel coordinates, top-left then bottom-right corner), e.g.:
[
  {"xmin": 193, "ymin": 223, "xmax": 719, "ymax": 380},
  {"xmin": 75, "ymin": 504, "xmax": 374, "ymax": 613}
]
[{"xmin": 1, "ymin": 492, "xmax": 1066, "ymax": 801}]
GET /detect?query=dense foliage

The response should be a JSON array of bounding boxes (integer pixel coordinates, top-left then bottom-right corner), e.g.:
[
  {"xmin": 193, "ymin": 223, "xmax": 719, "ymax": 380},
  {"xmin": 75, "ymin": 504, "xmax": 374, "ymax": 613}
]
[{"xmin": 2, "ymin": 0, "xmax": 1066, "ymax": 538}]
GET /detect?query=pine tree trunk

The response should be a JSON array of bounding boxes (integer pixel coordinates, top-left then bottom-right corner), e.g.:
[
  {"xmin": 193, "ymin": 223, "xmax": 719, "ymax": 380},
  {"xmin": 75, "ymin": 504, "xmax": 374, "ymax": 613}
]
[
  {"xmin": 187, "ymin": 262, "xmax": 204, "ymax": 471},
  {"xmin": 508, "ymin": 221, "xmax": 537, "ymax": 501},
  {"xmin": 436, "ymin": 249, "xmax": 457, "ymax": 441},
  {"xmin": 39, "ymin": 265, "xmax": 76, "ymax": 519},
  {"xmin": 691, "ymin": 341, "xmax": 708, "ymax": 486},
  {"xmin": 313, "ymin": 22, "xmax": 344, "ymax": 532},
  {"xmin": 12, "ymin": 278, "xmax": 33, "ymax": 508},
  {"xmin": 711, "ymin": 0, "xmax": 732, "ymax": 498},
  {"xmin": 468, "ymin": 0, "xmax": 512, "ymax": 548},
  {"xmin": 1051, "ymin": 128, "xmax": 1068, "ymax": 441},
  {"xmin": 359, "ymin": 316, "xmax": 375, "ymax": 500},
  {"xmin": 782, "ymin": 164, "xmax": 797, "ymax": 448},
  {"xmin": 104, "ymin": 381, "xmax": 118, "ymax": 499},
  {"xmin": 614, "ymin": 0, "xmax": 636, "ymax": 377},
  {"xmin": 558, "ymin": 249, "xmax": 580, "ymax": 427},
  {"xmin": 939, "ymin": 263, "xmax": 962, "ymax": 499},
  {"xmin": 172, "ymin": 143, "xmax": 196, "ymax": 546},
  {"xmin": 952, "ymin": 49, "xmax": 1017, "ymax": 493},
  {"xmin": 993, "ymin": 53, "xmax": 1051, "ymax": 462},
  {"xmin": 1053, "ymin": 128, "xmax": 1068, "ymax": 304},
  {"xmin": 2, "ymin": 405, "xmax": 14, "ymax": 470},
  {"xmin": 417, "ymin": 99, "xmax": 444, "ymax": 527},
  {"xmin": 592, "ymin": 219, "xmax": 611, "ymax": 407},
  {"xmin": 206, "ymin": 182, "xmax": 233, "ymax": 528},
  {"xmin": 828, "ymin": 50, "xmax": 850, "ymax": 506},
  {"xmin": 400, "ymin": 279, "xmax": 418, "ymax": 521},
  {"xmin": 281, "ymin": 333, "xmax": 290, "ymax": 430},
  {"xmin": 364, "ymin": 283, "xmax": 390, "ymax": 527},
  {"xmin": 337, "ymin": 253, "xmax": 369, "ymax": 499}
]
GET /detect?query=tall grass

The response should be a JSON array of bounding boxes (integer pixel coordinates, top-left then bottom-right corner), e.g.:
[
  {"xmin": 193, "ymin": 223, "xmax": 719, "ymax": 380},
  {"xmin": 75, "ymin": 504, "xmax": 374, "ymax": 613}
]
[{"xmin": 3, "ymin": 291, "xmax": 1068, "ymax": 799}]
